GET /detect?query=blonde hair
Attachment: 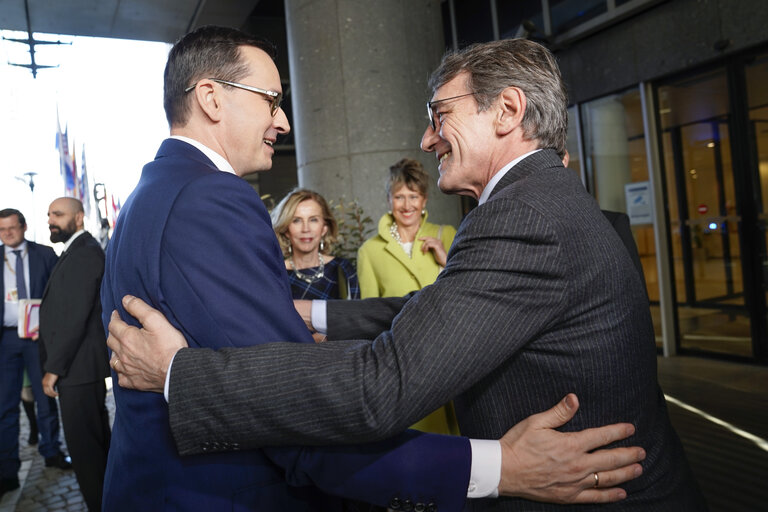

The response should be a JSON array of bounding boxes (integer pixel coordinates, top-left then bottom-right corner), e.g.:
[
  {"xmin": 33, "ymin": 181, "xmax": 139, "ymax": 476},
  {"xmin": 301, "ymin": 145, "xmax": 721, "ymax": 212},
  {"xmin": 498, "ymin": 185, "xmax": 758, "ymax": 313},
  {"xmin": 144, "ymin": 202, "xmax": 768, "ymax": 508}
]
[
  {"xmin": 271, "ymin": 188, "xmax": 338, "ymax": 259},
  {"xmin": 386, "ymin": 158, "xmax": 429, "ymax": 199}
]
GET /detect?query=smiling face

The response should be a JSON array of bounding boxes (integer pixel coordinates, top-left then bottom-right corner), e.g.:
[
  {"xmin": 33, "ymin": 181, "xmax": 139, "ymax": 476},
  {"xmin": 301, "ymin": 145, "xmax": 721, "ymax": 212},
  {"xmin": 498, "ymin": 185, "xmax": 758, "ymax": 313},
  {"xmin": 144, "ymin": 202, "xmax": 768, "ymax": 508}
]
[
  {"xmin": 219, "ymin": 46, "xmax": 290, "ymax": 176},
  {"xmin": 389, "ymin": 184, "xmax": 427, "ymax": 230},
  {"xmin": 420, "ymin": 73, "xmax": 499, "ymax": 199},
  {"xmin": 286, "ymin": 199, "xmax": 329, "ymax": 257}
]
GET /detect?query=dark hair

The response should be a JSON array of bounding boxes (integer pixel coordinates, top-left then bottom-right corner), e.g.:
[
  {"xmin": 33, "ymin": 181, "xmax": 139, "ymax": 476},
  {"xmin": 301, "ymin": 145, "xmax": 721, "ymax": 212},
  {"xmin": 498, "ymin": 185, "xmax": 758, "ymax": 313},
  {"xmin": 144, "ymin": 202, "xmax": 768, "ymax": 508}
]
[
  {"xmin": 386, "ymin": 158, "xmax": 429, "ymax": 199},
  {"xmin": 164, "ymin": 25, "xmax": 277, "ymax": 126},
  {"xmin": 428, "ymin": 39, "xmax": 568, "ymax": 158},
  {"xmin": 271, "ymin": 189, "xmax": 339, "ymax": 259},
  {"xmin": 0, "ymin": 208, "xmax": 26, "ymax": 227}
]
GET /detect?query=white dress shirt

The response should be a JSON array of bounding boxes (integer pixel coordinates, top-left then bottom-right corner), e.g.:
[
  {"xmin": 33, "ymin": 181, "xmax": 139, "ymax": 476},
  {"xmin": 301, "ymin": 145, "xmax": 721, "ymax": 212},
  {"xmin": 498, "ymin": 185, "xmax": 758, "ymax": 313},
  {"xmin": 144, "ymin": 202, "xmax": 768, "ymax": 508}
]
[{"xmin": 3, "ymin": 241, "xmax": 30, "ymax": 327}]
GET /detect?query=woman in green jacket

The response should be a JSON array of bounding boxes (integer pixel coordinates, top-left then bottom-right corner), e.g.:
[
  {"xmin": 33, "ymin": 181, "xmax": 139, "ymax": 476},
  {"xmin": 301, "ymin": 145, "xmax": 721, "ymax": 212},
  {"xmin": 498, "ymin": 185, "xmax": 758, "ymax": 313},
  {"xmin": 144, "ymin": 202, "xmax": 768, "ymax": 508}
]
[
  {"xmin": 357, "ymin": 158, "xmax": 456, "ymax": 299},
  {"xmin": 357, "ymin": 158, "xmax": 458, "ymax": 435}
]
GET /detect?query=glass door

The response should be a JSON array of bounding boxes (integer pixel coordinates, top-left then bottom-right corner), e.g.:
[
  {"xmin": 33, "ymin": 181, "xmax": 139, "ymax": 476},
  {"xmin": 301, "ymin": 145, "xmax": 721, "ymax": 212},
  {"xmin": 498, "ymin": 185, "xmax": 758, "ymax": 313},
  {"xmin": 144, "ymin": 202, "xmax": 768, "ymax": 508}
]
[
  {"xmin": 746, "ymin": 52, "xmax": 768, "ymax": 361},
  {"xmin": 659, "ymin": 69, "xmax": 753, "ymax": 357}
]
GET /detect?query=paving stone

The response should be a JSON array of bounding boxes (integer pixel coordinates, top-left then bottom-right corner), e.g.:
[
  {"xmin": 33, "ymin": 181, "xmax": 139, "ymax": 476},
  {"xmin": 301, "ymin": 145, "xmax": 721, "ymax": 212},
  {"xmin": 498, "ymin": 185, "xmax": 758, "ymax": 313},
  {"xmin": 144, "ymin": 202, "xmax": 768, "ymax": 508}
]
[{"xmin": 13, "ymin": 384, "xmax": 115, "ymax": 512}]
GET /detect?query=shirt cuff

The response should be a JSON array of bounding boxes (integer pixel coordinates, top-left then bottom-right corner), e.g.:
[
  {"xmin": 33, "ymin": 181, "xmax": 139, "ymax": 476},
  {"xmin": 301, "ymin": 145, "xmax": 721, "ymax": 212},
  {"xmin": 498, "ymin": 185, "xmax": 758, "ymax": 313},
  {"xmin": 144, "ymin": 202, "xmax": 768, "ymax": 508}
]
[
  {"xmin": 467, "ymin": 439, "xmax": 501, "ymax": 498},
  {"xmin": 310, "ymin": 300, "xmax": 327, "ymax": 334},
  {"xmin": 163, "ymin": 351, "xmax": 179, "ymax": 402}
]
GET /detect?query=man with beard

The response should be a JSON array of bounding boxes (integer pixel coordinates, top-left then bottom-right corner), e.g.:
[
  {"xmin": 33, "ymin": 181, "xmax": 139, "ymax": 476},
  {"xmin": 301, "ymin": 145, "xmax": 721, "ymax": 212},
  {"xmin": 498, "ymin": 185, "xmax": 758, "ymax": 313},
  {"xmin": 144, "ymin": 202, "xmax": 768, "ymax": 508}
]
[{"xmin": 39, "ymin": 197, "xmax": 110, "ymax": 511}]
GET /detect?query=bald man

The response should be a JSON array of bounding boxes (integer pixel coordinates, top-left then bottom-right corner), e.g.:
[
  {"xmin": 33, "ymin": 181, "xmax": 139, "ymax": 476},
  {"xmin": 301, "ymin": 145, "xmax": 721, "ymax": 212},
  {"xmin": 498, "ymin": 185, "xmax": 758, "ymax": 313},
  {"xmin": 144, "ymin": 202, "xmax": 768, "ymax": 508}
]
[{"xmin": 40, "ymin": 197, "xmax": 110, "ymax": 511}]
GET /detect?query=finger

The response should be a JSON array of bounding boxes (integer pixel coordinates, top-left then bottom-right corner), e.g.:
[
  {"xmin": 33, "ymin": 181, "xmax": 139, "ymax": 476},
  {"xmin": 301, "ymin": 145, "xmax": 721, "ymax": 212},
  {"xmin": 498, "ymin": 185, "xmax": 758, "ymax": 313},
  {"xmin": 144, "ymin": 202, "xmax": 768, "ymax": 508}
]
[
  {"xmin": 107, "ymin": 310, "xmax": 131, "ymax": 343},
  {"xmin": 570, "ymin": 487, "xmax": 628, "ymax": 504},
  {"xmin": 586, "ymin": 445, "xmax": 646, "ymax": 473},
  {"xmin": 529, "ymin": 393, "xmax": 579, "ymax": 429},
  {"xmin": 588, "ymin": 463, "xmax": 643, "ymax": 490},
  {"xmin": 570, "ymin": 422, "xmax": 637, "ymax": 452},
  {"xmin": 121, "ymin": 294, "xmax": 156, "ymax": 324}
]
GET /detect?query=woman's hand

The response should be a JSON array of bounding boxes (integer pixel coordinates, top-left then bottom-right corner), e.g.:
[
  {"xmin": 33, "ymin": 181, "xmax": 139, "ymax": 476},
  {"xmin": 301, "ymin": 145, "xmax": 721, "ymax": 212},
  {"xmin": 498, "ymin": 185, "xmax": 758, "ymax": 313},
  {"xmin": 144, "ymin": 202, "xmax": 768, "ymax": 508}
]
[{"xmin": 419, "ymin": 236, "xmax": 448, "ymax": 267}]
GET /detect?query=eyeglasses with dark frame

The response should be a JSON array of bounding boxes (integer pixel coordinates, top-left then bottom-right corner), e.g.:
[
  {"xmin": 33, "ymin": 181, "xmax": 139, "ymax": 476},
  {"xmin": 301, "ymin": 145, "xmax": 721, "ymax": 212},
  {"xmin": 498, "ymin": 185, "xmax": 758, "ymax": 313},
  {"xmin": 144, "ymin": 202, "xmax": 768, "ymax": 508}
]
[
  {"xmin": 426, "ymin": 92, "xmax": 477, "ymax": 130},
  {"xmin": 184, "ymin": 78, "xmax": 283, "ymax": 116}
]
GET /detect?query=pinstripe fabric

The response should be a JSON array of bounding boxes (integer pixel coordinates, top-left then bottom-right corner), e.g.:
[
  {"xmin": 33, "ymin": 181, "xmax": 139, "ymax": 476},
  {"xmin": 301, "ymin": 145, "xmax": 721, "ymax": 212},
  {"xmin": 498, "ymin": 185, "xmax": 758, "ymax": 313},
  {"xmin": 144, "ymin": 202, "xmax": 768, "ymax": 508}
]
[{"xmin": 170, "ymin": 149, "xmax": 705, "ymax": 510}]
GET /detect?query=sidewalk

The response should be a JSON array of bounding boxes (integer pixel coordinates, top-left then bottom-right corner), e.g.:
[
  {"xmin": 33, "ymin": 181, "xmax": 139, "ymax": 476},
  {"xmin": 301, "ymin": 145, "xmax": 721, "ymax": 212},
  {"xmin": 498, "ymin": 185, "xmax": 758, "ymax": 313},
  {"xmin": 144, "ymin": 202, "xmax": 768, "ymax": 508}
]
[{"xmin": 0, "ymin": 380, "xmax": 114, "ymax": 512}]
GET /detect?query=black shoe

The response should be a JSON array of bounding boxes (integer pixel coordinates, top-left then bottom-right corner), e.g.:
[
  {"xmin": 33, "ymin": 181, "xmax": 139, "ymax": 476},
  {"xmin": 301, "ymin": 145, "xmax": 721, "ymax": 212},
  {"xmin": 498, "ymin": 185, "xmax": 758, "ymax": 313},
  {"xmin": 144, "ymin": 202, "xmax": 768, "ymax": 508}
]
[
  {"xmin": 0, "ymin": 476, "xmax": 19, "ymax": 498},
  {"xmin": 45, "ymin": 452, "xmax": 72, "ymax": 470}
]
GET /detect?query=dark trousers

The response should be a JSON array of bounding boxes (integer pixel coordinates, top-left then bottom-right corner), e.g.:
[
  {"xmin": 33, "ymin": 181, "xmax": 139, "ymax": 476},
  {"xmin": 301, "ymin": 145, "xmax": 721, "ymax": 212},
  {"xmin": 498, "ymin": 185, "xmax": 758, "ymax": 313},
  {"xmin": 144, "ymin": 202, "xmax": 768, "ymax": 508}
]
[
  {"xmin": 0, "ymin": 328, "xmax": 61, "ymax": 478},
  {"xmin": 59, "ymin": 381, "xmax": 110, "ymax": 512}
]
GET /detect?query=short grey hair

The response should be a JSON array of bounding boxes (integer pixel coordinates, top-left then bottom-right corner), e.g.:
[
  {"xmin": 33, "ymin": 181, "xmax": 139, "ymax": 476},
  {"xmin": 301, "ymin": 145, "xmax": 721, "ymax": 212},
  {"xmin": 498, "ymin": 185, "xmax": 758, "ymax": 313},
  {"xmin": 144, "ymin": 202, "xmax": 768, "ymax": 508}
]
[{"xmin": 428, "ymin": 39, "xmax": 568, "ymax": 158}]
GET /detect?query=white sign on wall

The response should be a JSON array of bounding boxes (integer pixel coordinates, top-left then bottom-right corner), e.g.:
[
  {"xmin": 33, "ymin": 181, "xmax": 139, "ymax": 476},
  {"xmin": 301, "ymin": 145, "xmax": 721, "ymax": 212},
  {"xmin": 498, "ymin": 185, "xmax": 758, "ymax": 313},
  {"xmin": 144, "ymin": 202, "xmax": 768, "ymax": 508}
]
[{"xmin": 625, "ymin": 181, "xmax": 653, "ymax": 225}]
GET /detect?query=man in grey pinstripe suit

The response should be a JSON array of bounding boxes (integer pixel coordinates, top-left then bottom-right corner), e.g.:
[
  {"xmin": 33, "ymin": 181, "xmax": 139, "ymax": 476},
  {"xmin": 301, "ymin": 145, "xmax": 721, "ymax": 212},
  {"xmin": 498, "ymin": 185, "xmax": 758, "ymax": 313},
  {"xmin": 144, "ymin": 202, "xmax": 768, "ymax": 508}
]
[{"xmin": 108, "ymin": 39, "xmax": 705, "ymax": 509}]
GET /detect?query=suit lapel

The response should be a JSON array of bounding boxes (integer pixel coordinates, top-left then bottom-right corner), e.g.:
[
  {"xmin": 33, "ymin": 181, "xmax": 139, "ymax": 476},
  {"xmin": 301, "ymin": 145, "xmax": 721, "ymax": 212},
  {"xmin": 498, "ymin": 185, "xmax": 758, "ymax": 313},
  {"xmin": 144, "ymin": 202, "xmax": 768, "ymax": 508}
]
[
  {"xmin": 42, "ymin": 233, "xmax": 88, "ymax": 299},
  {"xmin": 43, "ymin": 252, "xmax": 67, "ymax": 300},
  {"xmin": 383, "ymin": 238, "xmax": 427, "ymax": 288},
  {"xmin": 27, "ymin": 242, "xmax": 48, "ymax": 298}
]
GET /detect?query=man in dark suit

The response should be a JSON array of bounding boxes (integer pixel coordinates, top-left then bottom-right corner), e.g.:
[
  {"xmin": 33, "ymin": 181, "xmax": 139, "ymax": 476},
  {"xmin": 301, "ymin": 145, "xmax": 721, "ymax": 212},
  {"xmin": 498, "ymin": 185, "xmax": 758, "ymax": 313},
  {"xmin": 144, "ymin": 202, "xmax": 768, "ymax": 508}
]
[
  {"xmin": 142, "ymin": 39, "xmax": 704, "ymax": 509},
  {"xmin": 106, "ymin": 33, "xmax": 657, "ymax": 507},
  {"xmin": 99, "ymin": 25, "xmax": 574, "ymax": 512},
  {"xmin": 39, "ymin": 197, "xmax": 110, "ymax": 511},
  {"xmin": 0, "ymin": 208, "xmax": 69, "ymax": 498}
]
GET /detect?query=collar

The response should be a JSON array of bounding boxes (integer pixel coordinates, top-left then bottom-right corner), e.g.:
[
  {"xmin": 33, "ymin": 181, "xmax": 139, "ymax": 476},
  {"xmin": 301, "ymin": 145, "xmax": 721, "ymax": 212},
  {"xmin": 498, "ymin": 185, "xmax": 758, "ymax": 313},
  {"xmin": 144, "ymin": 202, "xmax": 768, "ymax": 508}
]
[
  {"xmin": 169, "ymin": 136, "xmax": 237, "ymax": 175},
  {"xmin": 477, "ymin": 149, "xmax": 542, "ymax": 205},
  {"xmin": 3, "ymin": 240, "xmax": 27, "ymax": 256},
  {"xmin": 61, "ymin": 230, "xmax": 86, "ymax": 253}
]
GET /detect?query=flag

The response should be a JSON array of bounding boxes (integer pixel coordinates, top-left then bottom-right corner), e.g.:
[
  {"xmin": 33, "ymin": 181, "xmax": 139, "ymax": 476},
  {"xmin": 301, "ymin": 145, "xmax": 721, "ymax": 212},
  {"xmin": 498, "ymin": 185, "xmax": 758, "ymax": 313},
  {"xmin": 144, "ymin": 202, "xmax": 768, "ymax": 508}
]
[
  {"xmin": 56, "ymin": 114, "xmax": 76, "ymax": 196},
  {"xmin": 109, "ymin": 194, "xmax": 121, "ymax": 228},
  {"xmin": 80, "ymin": 146, "xmax": 91, "ymax": 216},
  {"xmin": 70, "ymin": 140, "xmax": 79, "ymax": 199}
]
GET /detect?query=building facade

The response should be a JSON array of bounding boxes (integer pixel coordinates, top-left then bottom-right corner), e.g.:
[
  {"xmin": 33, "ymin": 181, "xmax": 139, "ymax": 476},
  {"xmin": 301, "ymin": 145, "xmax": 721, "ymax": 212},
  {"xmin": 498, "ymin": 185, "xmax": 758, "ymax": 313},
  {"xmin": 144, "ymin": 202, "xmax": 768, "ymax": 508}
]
[{"xmin": 444, "ymin": 0, "xmax": 768, "ymax": 363}]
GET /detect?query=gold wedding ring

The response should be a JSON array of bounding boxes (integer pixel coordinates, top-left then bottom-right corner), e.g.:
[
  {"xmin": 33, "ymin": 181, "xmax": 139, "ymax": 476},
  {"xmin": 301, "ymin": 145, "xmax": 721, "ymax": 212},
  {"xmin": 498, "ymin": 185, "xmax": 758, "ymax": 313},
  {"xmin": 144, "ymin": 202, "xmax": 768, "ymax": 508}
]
[{"xmin": 593, "ymin": 472, "xmax": 599, "ymax": 488}]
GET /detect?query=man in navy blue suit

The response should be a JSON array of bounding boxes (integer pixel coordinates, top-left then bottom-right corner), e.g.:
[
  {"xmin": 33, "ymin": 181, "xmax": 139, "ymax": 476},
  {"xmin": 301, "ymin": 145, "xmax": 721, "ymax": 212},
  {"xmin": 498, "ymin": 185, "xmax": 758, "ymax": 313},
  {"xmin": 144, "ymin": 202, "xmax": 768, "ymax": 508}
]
[
  {"xmin": 100, "ymin": 26, "xmax": 476, "ymax": 512},
  {"xmin": 0, "ymin": 208, "xmax": 70, "ymax": 498}
]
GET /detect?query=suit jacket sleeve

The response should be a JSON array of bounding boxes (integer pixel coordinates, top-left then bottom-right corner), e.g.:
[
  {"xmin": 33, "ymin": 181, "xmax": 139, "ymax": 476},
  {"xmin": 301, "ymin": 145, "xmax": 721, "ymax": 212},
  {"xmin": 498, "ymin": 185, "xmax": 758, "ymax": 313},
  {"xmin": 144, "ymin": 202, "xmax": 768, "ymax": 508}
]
[
  {"xmin": 162, "ymin": 173, "xmax": 470, "ymax": 510},
  {"xmin": 42, "ymin": 242, "xmax": 104, "ymax": 377},
  {"xmin": 168, "ymin": 195, "xmax": 566, "ymax": 447},
  {"xmin": 266, "ymin": 432, "xmax": 470, "ymax": 511},
  {"xmin": 327, "ymin": 295, "xmax": 409, "ymax": 340}
]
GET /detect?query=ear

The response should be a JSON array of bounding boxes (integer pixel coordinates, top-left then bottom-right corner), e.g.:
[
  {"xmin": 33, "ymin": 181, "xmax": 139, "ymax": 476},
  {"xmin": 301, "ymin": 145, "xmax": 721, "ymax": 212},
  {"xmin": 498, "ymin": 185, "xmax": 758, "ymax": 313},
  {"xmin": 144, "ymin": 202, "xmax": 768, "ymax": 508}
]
[
  {"xmin": 75, "ymin": 211, "xmax": 85, "ymax": 229},
  {"xmin": 194, "ymin": 79, "xmax": 224, "ymax": 122},
  {"xmin": 496, "ymin": 86, "xmax": 526, "ymax": 136}
]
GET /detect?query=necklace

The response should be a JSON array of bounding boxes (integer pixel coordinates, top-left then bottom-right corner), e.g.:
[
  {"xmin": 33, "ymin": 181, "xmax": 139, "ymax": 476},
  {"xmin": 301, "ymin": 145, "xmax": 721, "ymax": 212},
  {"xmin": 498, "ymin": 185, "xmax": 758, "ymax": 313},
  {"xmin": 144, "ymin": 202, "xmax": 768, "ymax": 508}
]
[
  {"xmin": 290, "ymin": 253, "xmax": 324, "ymax": 284},
  {"xmin": 389, "ymin": 222, "xmax": 402, "ymax": 244},
  {"xmin": 390, "ymin": 222, "xmax": 413, "ymax": 257}
]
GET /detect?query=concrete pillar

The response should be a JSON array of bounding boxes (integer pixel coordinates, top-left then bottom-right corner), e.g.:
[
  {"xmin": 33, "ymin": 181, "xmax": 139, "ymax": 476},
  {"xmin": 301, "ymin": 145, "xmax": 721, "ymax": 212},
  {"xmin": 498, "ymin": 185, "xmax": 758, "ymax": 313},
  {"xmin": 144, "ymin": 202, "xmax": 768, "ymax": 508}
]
[
  {"xmin": 284, "ymin": 0, "xmax": 462, "ymax": 228},
  {"xmin": 588, "ymin": 96, "xmax": 632, "ymax": 212}
]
